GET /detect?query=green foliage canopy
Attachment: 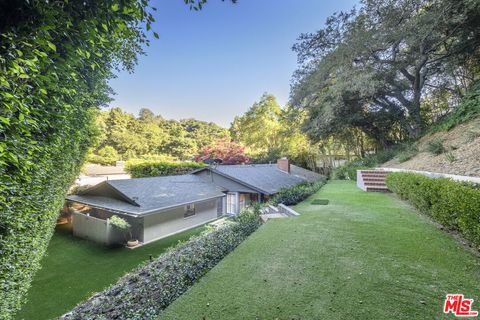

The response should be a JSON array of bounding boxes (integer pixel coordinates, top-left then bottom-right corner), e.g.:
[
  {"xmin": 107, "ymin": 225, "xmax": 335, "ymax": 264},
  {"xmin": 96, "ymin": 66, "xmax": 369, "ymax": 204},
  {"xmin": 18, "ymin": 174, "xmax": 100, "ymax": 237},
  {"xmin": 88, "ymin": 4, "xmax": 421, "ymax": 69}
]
[
  {"xmin": 291, "ymin": 0, "xmax": 480, "ymax": 145},
  {"xmin": 231, "ymin": 93, "xmax": 318, "ymax": 168},
  {"xmin": 90, "ymin": 108, "xmax": 229, "ymax": 162}
]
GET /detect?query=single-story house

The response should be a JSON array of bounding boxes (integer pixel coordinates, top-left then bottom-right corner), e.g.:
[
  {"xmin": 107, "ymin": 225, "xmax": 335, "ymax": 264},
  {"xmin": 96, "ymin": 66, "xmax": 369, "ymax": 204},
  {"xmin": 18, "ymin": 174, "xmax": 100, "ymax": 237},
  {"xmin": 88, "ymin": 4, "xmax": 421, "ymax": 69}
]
[
  {"xmin": 66, "ymin": 158, "xmax": 322, "ymax": 246},
  {"xmin": 66, "ymin": 175, "xmax": 225, "ymax": 245},
  {"xmin": 192, "ymin": 158, "xmax": 323, "ymax": 214}
]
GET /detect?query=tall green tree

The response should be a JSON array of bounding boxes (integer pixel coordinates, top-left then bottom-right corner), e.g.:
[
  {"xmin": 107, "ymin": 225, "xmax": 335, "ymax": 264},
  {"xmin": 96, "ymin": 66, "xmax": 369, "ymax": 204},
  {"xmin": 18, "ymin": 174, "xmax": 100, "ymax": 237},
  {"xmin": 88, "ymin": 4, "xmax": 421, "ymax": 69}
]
[
  {"xmin": 231, "ymin": 93, "xmax": 283, "ymax": 157},
  {"xmin": 291, "ymin": 0, "xmax": 480, "ymax": 143},
  {"xmin": 231, "ymin": 93, "xmax": 319, "ymax": 168}
]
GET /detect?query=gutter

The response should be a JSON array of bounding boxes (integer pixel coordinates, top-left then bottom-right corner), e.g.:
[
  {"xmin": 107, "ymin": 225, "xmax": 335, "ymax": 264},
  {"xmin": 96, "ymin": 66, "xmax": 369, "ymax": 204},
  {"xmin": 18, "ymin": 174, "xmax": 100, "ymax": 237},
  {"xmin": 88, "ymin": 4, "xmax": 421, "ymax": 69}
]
[{"xmin": 66, "ymin": 193, "xmax": 226, "ymax": 218}]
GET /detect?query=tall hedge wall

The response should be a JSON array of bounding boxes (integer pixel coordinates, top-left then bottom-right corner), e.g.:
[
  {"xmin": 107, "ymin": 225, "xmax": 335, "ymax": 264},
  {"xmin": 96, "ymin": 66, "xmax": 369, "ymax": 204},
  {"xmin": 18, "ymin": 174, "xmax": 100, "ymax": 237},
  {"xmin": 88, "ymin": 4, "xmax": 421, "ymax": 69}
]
[
  {"xmin": 125, "ymin": 160, "xmax": 206, "ymax": 178},
  {"xmin": 0, "ymin": 2, "xmax": 153, "ymax": 318},
  {"xmin": 386, "ymin": 173, "xmax": 480, "ymax": 248}
]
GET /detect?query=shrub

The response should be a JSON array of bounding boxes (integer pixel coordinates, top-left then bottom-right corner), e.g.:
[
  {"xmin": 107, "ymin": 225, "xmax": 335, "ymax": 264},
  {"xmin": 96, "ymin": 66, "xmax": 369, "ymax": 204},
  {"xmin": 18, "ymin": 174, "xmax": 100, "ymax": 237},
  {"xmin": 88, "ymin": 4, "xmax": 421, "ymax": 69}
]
[
  {"xmin": 109, "ymin": 215, "xmax": 132, "ymax": 242},
  {"xmin": 426, "ymin": 139, "xmax": 446, "ymax": 155},
  {"xmin": 331, "ymin": 144, "xmax": 410, "ymax": 181},
  {"xmin": 331, "ymin": 162, "xmax": 369, "ymax": 180},
  {"xmin": 396, "ymin": 145, "xmax": 419, "ymax": 162},
  {"xmin": 445, "ymin": 152, "xmax": 456, "ymax": 163},
  {"xmin": 87, "ymin": 146, "xmax": 119, "ymax": 166},
  {"xmin": 386, "ymin": 173, "xmax": 480, "ymax": 248},
  {"xmin": 63, "ymin": 210, "xmax": 262, "ymax": 320},
  {"xmin": 465, "ymin": 129, "xmax": 480, "ymax": 143},
  {"xmin": 270, "ymin": 180, "xmax": 326, "ymax": 206},
  {"xmin": 429, "ymin": 81, "xmax": 480, "ymax": 133},
  {"xmin": 125, "ymin": 160, "xmax": 206, "ymax": 178}
]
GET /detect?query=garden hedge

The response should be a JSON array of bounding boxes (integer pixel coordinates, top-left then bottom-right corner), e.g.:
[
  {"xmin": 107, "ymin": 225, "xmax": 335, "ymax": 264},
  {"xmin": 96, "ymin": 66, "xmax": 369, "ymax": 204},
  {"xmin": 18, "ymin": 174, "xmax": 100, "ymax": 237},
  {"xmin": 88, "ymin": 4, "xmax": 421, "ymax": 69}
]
[
  {"xmin": 386, "ymin": 173, "xmax": 480, "ymax": 248},
  {"xmin": 125, "ymin": 160, "xmax": 206, "ymax": 178},
  {"xmin": 0, "ymin": 2, "xmax": 153, "ymax": 318},
  {"xmin": 62, "ymin": 209, "xmax": 262, "ymax": 319},
  {"xmin": 270, "ymin": 179, "xmax": 326, "ymax": 206}
]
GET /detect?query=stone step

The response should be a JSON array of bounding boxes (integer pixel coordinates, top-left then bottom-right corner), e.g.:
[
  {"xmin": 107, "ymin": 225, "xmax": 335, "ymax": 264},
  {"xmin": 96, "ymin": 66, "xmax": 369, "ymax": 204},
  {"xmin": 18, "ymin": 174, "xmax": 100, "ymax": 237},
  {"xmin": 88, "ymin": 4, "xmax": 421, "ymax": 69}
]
[
  {"xmin": 366, "ymin": 186, "xmax": 389, "ymax": 192},
  {"xmin": 363, "ymin": 177, "xmax": 386, "ymax": 182},
  {"xmin": 364, "ymin": 182, "xmax": 387, "ymax": 187},
  {"xmin": 361, "ymin": 170, "xmax": 389, "ymax": 174},
  {"xmin": 361, "ymin": 172, "xmax": 388, "ymax": 177}
]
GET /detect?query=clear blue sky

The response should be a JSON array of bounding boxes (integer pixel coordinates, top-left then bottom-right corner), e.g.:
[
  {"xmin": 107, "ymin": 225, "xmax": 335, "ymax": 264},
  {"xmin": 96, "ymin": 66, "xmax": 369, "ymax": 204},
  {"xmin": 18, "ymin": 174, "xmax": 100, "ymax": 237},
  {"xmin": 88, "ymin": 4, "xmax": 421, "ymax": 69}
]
[{"xmin": 109, "ymin": 0, "xmax": 358, "ymax": 127}]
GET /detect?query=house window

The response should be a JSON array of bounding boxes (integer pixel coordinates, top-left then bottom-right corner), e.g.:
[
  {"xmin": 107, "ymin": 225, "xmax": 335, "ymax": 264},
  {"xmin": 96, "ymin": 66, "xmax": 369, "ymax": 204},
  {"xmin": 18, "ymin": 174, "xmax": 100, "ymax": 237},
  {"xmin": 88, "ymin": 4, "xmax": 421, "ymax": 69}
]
[
  {"xmin": 184, "ymin": 204, "xmax": 195, "ymax": 218},
  {"xmin": 226, "ymin": 193, "xmax": 236, "ymax": 214}
]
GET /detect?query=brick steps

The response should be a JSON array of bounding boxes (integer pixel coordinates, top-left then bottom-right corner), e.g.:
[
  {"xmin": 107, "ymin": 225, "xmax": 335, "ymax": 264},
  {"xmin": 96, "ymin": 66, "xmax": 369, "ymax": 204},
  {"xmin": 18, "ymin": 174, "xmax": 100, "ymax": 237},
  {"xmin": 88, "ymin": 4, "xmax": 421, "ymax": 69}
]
[{"xmin": 359, "ymin": 170, "xmax": 390, "ymax": 192}]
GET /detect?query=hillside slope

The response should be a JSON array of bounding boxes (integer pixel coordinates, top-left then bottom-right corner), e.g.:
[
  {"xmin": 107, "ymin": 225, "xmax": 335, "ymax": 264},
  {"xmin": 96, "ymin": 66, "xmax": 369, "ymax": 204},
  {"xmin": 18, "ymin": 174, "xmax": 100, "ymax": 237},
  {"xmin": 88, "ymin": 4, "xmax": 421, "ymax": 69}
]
[{"xmin": 382, "ymin": 117, "xmax": 480, "ymax": 177}]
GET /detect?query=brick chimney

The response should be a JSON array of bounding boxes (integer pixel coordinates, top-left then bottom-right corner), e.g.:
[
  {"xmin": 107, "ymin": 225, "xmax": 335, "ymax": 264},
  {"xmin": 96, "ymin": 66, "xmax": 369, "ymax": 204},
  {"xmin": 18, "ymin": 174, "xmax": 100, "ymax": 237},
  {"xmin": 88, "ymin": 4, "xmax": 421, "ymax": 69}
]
[{"xmin": 277, "ymin": 157, "xmax": 290, "ymax": 173}]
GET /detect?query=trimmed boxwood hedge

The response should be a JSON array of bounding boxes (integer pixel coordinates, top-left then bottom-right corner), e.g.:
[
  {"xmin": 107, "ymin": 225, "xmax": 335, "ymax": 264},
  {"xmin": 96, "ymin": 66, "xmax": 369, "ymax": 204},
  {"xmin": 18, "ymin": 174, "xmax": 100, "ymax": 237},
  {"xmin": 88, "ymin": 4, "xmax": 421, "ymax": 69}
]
[
  {"xmin": 62, "ymin": 209, "xmax": 262, "ymax": 320},
  {"xmin": 386, "ymin": 173, "xmax": 480, "ymax": 248},
  {"xmin": 125, "ymin": 160, "xmax": 206, "ymax": 178},
  {"xmin": 270, "ymin": 179, "xmax": 326, "ymax": 206}
]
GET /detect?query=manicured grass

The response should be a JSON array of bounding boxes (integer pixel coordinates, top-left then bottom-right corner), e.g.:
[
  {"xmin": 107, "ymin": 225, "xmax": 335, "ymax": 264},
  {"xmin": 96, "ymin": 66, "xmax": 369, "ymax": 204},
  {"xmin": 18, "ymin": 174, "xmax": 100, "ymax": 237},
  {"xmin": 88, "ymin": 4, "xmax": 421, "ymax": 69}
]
[
  {"xmin": 16, "ymin": 224, "xmax": 206, "ymax": 320},
  {"xmin": 162, "ymin": 181, "xmax": 480, "ymax": 319}
]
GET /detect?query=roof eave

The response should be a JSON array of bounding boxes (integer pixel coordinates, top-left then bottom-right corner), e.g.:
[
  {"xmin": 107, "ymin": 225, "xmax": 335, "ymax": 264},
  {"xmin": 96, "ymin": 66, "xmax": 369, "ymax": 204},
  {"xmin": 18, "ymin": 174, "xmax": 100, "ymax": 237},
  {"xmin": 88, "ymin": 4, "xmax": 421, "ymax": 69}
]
[
  {"xmin": 198, "ymin": 167, "xmax": 271, "ymax": 195},
  {"xmin": 66, "ymin": 193, "xmax": 225, "ymax": 217}
]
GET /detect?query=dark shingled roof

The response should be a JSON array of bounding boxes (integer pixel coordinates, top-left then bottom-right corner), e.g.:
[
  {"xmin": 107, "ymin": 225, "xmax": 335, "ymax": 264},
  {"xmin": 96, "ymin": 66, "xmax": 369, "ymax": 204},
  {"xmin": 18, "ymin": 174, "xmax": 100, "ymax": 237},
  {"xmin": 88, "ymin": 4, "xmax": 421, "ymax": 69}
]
[
  {"xmin": 198, "ymin": 164, "xmax": 323, "ymax": 195},
  {"xmin": 67, "ymin": 175, "xmax": 225, "ymax": 216}
]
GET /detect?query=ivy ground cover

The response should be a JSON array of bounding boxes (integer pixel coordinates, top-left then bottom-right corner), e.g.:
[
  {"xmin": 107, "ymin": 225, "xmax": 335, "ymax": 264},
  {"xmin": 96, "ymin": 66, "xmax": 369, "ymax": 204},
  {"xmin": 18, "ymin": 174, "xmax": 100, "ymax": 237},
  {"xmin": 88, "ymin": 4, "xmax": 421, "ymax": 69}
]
[{"xmin": 161, "ymin": 181, "xmax": 480, "ymax": 319}]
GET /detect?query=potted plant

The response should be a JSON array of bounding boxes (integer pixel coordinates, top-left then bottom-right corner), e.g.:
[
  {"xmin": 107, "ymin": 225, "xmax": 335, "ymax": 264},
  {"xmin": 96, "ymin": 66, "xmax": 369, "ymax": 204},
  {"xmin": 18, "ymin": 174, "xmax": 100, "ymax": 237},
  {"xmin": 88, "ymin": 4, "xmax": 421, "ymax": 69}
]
[{"xmin": 109, "ymin": 215, "xmax": 138, "ymax": 247}]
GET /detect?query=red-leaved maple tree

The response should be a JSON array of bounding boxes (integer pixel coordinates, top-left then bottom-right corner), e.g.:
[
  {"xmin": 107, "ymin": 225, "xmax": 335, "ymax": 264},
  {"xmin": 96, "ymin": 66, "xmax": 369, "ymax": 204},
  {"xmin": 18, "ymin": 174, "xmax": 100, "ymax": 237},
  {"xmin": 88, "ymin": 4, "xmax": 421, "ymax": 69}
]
[{"xmin": 195, "ymin": 137, "xmax": 250, "ymax": 165}]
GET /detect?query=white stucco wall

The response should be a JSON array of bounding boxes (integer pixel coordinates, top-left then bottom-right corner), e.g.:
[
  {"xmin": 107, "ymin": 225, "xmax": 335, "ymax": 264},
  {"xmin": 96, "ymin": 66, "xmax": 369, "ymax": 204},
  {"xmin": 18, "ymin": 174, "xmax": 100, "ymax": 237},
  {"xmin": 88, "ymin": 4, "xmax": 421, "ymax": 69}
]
[{"xmin": 143, "ymin": 198, "xmax": 220, "ymax": 244}]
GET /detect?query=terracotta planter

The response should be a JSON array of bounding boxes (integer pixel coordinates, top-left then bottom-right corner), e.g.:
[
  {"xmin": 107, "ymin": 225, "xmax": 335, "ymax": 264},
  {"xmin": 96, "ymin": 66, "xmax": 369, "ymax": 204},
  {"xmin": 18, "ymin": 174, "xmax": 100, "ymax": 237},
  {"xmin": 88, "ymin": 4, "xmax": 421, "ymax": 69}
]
[{"xmin": 127, "ymin": 239, "xmax": 139, "ymax": 247}]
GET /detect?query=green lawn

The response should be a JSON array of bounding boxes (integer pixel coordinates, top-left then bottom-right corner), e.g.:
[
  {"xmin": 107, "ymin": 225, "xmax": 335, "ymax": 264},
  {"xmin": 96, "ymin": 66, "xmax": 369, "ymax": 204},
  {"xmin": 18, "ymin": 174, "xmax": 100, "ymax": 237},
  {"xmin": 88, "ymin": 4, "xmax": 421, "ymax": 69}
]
[
  {"xmin": 16, "ymin": 224, "xmax": 206, "ymax": 320},
  {"xmin": 161, "ymin": 181, "xmax": 480, "ymax": 319}
]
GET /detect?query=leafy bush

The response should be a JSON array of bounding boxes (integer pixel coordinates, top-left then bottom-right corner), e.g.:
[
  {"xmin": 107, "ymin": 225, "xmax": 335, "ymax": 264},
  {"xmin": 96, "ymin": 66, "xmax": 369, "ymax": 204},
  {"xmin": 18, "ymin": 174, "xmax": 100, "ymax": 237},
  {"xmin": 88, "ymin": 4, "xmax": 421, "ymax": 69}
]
[
  {"xmin": 396, "ymin": 145, "xmax": 419, "ymax": 162},
  {"xmin": 331, "ymin": 145, "xmax": 409, "ymax": 180},
  {"xmin": 270, "ymin": 180, "xmax": 326, "ymax": 206},
  {"xmin": 68, "ymin": 184, "xmax": 93, "ymax": 196},
  {"xmin": 465, "ymin": 129, "xmax": 480, "ymax": 143},
  {"xmin": 125, "ymin": 160, "xmax": 206, "ymax": 178},
  {"xmin": 445, "ymin": 152, "xmax": 456, "ymax": 163},
  {"xmin": 63, "ymin": 210, "xmax": 262, "ymax": 319},
  {"xmin": 87, "ymin": 146, "xmax": 119, "ymax": 166},
  {"xmin": 331, "ymin": 162, "xmax": 369, "ymax": 180},
  {"xmin": 426, "ymin": 139, "xmax": 446, "ymax": 155},
  {"xmin": 109, "ymin": 215, "xmax": 132, "ymax": 242},
  {"xmin": 386, "ymin": 173, "xmax": 480, "ymax": 248},
  {"xmin": 429, "ymin": 81, "xmax": 480, "ymax": 133}
]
